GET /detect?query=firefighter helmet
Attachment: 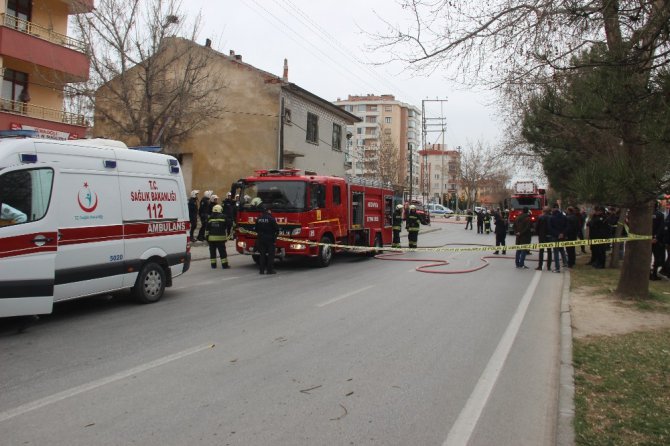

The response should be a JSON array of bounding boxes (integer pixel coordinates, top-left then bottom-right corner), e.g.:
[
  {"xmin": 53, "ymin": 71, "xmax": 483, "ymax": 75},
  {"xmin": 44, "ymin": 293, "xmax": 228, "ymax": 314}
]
[
  {"xmin": 190, "ymin": 190, "xmax": 199, "ymax": 198},
  {"xmin": 250, "ymin": 197, "xmax": 262, "ymax": 207},
  {"xmin": 409, "ymin": 205, "xmax": 416, "ymax": 210},
  {"xmin": 396, "ymin": 204, "xmax": 403, "ymax": 210},
  {"xmin": 212, "ymin": 204, "xmax": 223, "ymax": 213}
]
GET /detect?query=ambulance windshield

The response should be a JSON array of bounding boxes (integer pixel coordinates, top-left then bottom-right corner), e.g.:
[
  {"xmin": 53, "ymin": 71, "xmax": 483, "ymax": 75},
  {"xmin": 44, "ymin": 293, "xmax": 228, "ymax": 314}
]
[{"xmin": 240, "ymin": 181, "xmax": 307, "ymax": 211}]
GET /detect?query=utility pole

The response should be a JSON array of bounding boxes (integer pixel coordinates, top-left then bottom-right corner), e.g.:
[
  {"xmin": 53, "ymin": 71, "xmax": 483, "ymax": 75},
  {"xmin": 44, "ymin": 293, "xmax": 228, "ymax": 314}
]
[
  {"xmin": 422, "ymin": 98, "xmax": 448, "ymax": 204},
  {"xmin": 408, "ymin": 142, "xmax": 413, "ymax": 202}
]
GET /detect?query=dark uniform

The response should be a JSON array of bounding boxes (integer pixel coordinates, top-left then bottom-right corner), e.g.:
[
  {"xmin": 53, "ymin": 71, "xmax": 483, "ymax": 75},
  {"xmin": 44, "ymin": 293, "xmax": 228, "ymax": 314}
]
[
  {"xmin": 188, "ymin": 193, "xmax": 198, "ymax": 242},
  {"xmin": 222, "ymin": 196, "xmax": 235, "ymax": 237},
  {"xmin": 254, "ymin": 206, "xmax": 279, "ymax": 274},
  {"xmin": 406, "ymin": 207, "xmax": 420, "ymax": 249},
  {"xmin": 476, "ymin": 210, "xmax": 484, "ymax": 233},
  {"xmin": 535, "ymin": 210, "xmax": 553, "ymax": 270},
  {"xmin": 493, "ymin": 211, "xmax": 507, "ymax": 255},
  {"xmin": 205, "ymin": 209, "xmax": 229, "ymax": 269},
  {"xmin": 465, "ymin": 210, "xmax": 473, "ymax": 230},
  {"xmin": 651, "ymin": 204, "xmax": 666, "ymax": 280},
  {"xmin": 196, "ymin": 195, "xmax": 210, "ymax": 241},
  {"xmin": 587, "ymin": 206, "xmax": 609, "ymax": 269},
  {"xmin": 392, "ymin": 206, "xmax": 403, "ymax": 248}
]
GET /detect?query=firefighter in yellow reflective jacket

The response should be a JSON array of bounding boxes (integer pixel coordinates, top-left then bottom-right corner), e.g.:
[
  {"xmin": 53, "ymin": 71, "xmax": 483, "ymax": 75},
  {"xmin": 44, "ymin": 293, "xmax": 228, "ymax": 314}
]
[
  {"xmin": 205, "ymin": 204, "xmax": 230, "ymax": 269},
  {"xmin": 406, "ymin": 205, "xmax": 420, "ymax": 248},
  {"xmin": 392, "ymin": 204, "xmax": 403, "ymax": 248}
]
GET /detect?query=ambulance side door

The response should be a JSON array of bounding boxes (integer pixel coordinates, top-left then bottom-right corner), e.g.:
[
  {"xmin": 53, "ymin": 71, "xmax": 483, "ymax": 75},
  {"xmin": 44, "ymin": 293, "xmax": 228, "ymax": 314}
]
[{"xmin": 0, "ymin": 166, "xmax": 57, "ymax": 317}]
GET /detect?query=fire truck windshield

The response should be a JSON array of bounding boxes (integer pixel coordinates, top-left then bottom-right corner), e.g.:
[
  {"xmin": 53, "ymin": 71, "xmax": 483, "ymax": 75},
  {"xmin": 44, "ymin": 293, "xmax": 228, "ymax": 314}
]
[
  {"xmin": 511, "ymin": 197, "xmax": 542, "ymax": 209},
  {"xmin": 240, "ymin": 181, "xmax": 307, "ymax": 211}
]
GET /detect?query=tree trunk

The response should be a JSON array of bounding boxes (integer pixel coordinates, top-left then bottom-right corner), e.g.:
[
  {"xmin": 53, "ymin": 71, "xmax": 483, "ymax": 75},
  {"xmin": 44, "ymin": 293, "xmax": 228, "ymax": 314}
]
[
  {"xmin": 608, "ymin": 207, "xmax": 627, "ymax": 269},
  {"xmin": 616, "ymin": 202, "xmax": 652, "ymax": 299}
]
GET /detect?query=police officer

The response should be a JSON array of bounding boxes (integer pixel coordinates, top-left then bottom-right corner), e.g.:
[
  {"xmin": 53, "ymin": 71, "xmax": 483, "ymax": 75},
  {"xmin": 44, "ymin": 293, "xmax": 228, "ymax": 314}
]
[
  {"xmin": 197, "ymin": 190, "xmax": 212, "ymax": 241},
  {"xmin": 205, "ymin": 204, "xmax": 230, "ymax": 269},
  {"xmin": 254, "ymin": 203, "xmax": 279, "ymax": 274},
  {"xmin": 188, "ymin": 190, "xmax": 199, "ymax": 242},
  {"xmin": 392, "ymin": 204, "xmax": 403, "ymax": 248},
  {"xmin": 406, "ymin": 204, "xmax": 420, "ymax": 248}
]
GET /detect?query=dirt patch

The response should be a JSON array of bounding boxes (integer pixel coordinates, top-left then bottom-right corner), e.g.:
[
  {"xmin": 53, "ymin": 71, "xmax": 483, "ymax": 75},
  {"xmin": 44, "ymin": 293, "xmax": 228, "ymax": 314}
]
[{"xmin": 571, "ymin": 286, "xmax": 670, "ymax": 338}]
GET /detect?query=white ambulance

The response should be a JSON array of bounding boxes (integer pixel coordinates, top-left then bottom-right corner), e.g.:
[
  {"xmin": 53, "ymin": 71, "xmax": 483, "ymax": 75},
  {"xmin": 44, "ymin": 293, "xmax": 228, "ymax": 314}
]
[{"xmin": 0, "ymin": 137, "xmax": 191, "ymax": 318}]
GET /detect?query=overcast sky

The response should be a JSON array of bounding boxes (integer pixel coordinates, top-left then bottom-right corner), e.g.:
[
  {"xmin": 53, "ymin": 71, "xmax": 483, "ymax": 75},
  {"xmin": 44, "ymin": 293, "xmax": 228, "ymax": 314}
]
[{"xmin": 187, "ymin": 0, "xmax": 504, "ymax": 151}]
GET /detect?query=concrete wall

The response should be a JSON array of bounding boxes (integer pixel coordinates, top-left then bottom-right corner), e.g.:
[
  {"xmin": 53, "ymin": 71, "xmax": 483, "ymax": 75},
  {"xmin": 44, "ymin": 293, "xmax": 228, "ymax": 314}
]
[{"xmin": 282, "ymin": 90, "xmax": 347, "ymax": 177}]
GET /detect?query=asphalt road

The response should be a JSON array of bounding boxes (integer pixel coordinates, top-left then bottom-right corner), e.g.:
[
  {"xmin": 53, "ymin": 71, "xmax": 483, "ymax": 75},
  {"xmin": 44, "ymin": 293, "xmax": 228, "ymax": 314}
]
[{"xmin": 0, "ymin": 222, "xmax": 566, "ymax": 446}]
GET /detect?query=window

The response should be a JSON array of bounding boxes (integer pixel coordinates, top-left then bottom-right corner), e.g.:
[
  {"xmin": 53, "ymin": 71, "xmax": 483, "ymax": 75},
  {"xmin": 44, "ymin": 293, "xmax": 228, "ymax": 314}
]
[
  {"xmin": 346, "ymin": 105, "xmax": 353, "ymax": 111},
  {"xmin": 0, "ymin": 168, "xmax": 53, "ymax": 227},
  {"xmin": 332, "ymin": 123, "xmax": 342, "ymax": 151},
  {"xmin": 367, "ymin": 105, "xmax": 377, "ymax": 112},
  {"xmin": 384, "ymin": 105, "xmax": 392, "ymax": 112},
  {"xmin": 7, "ymin": 0, "xmax": 31, "ymax": 30},
  {"xmin": 2, "ymin": 69, "xmax": 29, "ymax": 112},
  {"xmin": 357, "ymin": 139, "xmax": 364, "ymax": 146},
  {"xmin": 306, "ymin": 112, "xmax": 319, "ymax": 144},
  {"xmin": 358, "ymin": 104, "xmax": 366, "ymax": 112},
  {"xmin": 356, "ymin": 127, "xmax": 363, "ymax": 135},
  {"xmin": 333, "ymin": 185, "xmax": 342, "ymax": 205},
  {"xmin": 365, "ymin": 116, "xmax": 377, "ymax": 123},
  {"xmin": 310, "ymin": 183, "xmax": 326, "ymax": 209},
  {"xmin": 284, "ymin": 108, "xmax": 292, "ymax": 125},
  {"xmin": 385, "ymin": 117, "xmax": 392, "ymax": 124}
]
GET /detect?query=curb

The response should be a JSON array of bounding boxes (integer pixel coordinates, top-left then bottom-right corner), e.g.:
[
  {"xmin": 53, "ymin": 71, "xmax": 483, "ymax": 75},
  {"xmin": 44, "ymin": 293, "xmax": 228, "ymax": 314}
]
[{"xmin": 557, "ymin": 271, "xmax": 575, "ymax": 445}]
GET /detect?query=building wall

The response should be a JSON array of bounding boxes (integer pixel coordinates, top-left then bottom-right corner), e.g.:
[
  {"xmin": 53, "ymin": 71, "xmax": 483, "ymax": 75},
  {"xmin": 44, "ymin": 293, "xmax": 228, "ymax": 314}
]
[
  {"xmin": 94, "ymin": 40, "xmax": 282, "ymax": 199},
  {"xmin": 282, "ymin": 90, "xmax": 347, "ymax": 177}
]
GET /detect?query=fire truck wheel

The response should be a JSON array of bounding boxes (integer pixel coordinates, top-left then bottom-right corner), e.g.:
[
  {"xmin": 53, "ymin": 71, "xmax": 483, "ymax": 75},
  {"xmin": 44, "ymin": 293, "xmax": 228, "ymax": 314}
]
[
  {"xmin": 368, "ymin": 234, "xmax": 383, "ymax": 256},
  {"xmin": 317, "ymin": 235, "xmax": 333, "ymax": 267},
  {"xmin": 132, "ymin": 261, "xmax": 166, "ymax": 304}
]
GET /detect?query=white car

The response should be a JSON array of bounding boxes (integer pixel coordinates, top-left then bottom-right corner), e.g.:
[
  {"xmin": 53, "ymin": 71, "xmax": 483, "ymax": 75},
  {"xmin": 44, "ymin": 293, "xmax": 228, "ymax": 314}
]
[{"xmin": 427, "ymin": 203, "xmax": 454, "ymax": 217}]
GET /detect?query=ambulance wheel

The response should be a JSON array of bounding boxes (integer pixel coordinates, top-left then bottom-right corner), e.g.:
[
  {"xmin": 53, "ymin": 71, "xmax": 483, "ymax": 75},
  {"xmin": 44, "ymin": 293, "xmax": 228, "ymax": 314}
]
[
  {"xmin": 316, "ymin": 235, "xmax": 333, "ymax": 267},
  {"xmin": 133, "ymin": 261, "xmax": 166, "ymax": 304}
]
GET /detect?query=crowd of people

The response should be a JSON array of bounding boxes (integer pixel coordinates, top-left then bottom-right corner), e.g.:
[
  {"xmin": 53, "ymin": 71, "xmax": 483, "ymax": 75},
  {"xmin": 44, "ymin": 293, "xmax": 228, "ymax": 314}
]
[{"xmin": 189, "ymin": 185, "xmax": 670, "ymax": 279}]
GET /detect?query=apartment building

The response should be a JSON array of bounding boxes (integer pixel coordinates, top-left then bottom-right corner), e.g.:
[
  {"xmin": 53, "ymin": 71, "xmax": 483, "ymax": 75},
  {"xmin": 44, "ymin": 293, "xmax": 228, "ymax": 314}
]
[
  {"xmin": 418, "ymin": 144, "xmax": 461, "ymax": 204},
  {"xmin": 0, "ymin": 0, "xmax": 92, "ymax": 139},
  {"xmin": 334, "ymin": 94, "xmax": 421, "ymax": 192}
]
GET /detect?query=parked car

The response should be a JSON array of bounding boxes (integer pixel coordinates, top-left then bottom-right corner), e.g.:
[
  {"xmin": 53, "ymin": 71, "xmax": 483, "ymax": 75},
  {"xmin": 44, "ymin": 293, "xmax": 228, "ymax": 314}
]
[{"xmin": 427, "ymin": 203, "xmax": 454, "ymax": 218}]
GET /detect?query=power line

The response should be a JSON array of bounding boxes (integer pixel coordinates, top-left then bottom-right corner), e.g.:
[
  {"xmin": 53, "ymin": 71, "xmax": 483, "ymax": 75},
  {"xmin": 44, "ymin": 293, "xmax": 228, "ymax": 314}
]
[
  {"xmin": 275, "ymin": 0, "xmax": 419, "ymax": 103},
  {"xmin": 240, "ymin": 0, "xmax": 385, "ymax": 95}
]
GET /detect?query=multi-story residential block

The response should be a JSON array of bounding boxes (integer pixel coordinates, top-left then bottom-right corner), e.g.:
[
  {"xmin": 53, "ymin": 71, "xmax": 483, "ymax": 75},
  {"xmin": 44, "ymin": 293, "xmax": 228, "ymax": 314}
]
[
  {"xmin": 334, "ymin": 94, "xmax": 421, "ymax": 192},
  {"xmin": 418, "ymin": 144, "xmax": 461, "ymax": 204},
  {"xmin": 0, "ymin": 0, "xmax": 92, "ymax": 139},
  {"xmin": 93, "ymin": 39, "xmax": 359, "ymax": 195}
]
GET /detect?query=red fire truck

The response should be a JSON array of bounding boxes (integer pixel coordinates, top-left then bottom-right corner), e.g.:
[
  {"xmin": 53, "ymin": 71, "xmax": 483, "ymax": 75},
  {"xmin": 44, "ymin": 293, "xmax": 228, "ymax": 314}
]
[
  {"xmin": 507, "ymin": 180, "xmax": 547, "ymax": 234},
  {"xmin": 233, "ymin": 169, "xmax": 394, "ymax": 267}
]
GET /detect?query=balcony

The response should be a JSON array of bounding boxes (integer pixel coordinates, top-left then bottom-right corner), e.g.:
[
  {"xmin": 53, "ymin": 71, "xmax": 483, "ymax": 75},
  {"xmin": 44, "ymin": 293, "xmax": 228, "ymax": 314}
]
[
  {"xmin": 0, "ymin": 97, "xmax": 87, "ymax": 138},
  {"xmin": 0, "ymin": 14, "xmax": 89, "ymax": 82}
]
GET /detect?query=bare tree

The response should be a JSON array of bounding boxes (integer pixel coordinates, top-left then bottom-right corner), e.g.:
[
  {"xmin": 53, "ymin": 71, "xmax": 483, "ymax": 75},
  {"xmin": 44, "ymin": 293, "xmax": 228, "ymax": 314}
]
[
  {"xmin": 362, "ymin": 124, "xmax": 404, "ymax": 190},
  {"xmin": 69, "ymin": 0, "xmax": 223, "ymax": 149},
  {"xmin": 374, "ymin": 0, "xmax": 670, "ymax": 299},
  {"xmin": 459, "ymin": 141, "xmax": 507, "ymax": 209}
]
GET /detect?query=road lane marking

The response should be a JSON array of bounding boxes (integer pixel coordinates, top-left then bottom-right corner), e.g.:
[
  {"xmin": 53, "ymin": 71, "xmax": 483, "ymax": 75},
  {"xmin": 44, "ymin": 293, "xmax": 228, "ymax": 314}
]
[
  {"xmin": 0, "ymin": 344, "xmax": 214, "ymax": 423},
  {"xmin": 443, "ymin": 271, "xmax": 542, "ymax": 446},
  {"xmin": 317, "ymin": 285, "xmax": 374, "ymax": 307}
]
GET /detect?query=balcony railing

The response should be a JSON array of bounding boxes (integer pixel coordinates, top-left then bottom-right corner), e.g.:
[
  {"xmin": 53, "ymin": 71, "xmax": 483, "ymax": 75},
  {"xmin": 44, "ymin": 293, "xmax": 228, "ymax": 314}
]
[
  {"xmin": 0, "ymin": 97, "xmax": 87, "ymax": 126},
  {"xmin": 1, "ymin": 14, "xmax": 86, "ymax": 53}
]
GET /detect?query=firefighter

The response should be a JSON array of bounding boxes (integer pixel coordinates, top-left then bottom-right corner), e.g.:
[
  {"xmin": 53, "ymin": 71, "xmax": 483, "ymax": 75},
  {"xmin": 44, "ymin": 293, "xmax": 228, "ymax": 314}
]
[
  {"xmin": 222, "ymin": 192, "xmax": 235, "ymax": 237},
  {"xmin": 392, "ymin": 204, "xmax": 403, "ymax": 248},
  {"xmin": 406, "ymin": 204, "xmax": 420, "ymax": 248},
  {"xmin": 483, "ymin": 210, "xmax": 492, "ymax": 234},
  {"xmin": 205, "ymin": 204, "xmax": 230, "ymax": 269},
  {"xmin": 254, "ymin": 203, "xmax": 279, "ymax": 274},
  {"xmin": 196, "ymin": 190, "xmax": 212, "ymax": 241}
]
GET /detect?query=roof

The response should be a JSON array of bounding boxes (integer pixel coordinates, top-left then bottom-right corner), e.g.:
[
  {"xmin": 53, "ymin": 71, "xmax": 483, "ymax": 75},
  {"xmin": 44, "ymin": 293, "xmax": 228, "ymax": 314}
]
[{"xmin": 283, "ymin": 83, "xmax": 361, "ymax": 124}]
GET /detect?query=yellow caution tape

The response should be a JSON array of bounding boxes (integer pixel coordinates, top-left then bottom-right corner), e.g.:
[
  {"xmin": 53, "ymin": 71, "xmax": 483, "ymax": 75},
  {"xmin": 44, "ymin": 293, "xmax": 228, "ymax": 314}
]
[{"xmin": 237, "ymin": 227, "xmax": 650, "ymax": 253}]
